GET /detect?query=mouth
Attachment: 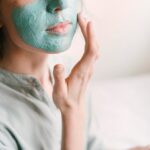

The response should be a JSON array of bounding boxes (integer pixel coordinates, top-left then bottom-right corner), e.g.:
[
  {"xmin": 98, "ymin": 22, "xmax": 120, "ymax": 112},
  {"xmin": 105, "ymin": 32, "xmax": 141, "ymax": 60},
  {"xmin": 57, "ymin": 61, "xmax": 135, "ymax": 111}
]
[{"xmin": 46, "ymin": 21, "xmax": 72, "ymax": 35}]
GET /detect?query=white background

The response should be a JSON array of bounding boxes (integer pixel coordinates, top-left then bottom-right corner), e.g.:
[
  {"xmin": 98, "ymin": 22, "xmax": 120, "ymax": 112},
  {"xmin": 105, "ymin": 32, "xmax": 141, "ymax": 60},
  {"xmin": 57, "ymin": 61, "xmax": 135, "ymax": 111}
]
[{"xmin": 50, "ymin": 0, "xmax": 150, "ymax": 82}]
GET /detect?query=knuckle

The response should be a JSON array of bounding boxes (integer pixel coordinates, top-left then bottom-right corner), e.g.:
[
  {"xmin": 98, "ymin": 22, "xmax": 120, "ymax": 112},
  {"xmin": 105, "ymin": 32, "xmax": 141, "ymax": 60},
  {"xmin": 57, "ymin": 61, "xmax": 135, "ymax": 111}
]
[
  {"xmin": 96, "ymin": 50, "xmax": 100, "ymax": 60},
  {"xmin": 76, "ymin": 69, "xmax": 93, "ymax": 81},
  {"xmin": 88, "ymin": 68, "xmax": 94, "ymax": 79},
  {"xmin": 75, "ymin": 69, "xmax": 90, "ymax": 81},
  {"xmin": 88, "ymin": 49, "xmax": 100, "ymax": 60},
  {"xmin": 89, "ymin": 48, "xmax": 96, "ymax": 55},
  {"xmin": 88, "ymin": 42, "xmax": 100, "ymax": 60},
  {"xmin": 88, "ymin": 71, "xmax": 93, "ymax": 79},
  {"xmin": 76, "ymin": 71, "xmax": 86, "ymax": 80}
]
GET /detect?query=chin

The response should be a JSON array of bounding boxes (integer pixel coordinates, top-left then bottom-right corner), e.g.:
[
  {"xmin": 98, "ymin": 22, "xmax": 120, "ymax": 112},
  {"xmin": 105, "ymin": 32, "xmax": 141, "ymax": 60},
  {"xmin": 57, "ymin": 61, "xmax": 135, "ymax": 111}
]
[
  {"xmin": 32, "ymin": 34, "xmax": 74, "ymax": 53},
  {"xmin": 42, "ymin": 40, "xmax": 72, "ymax": 53},
  {"xmin": 11, "ymin": 30, "xmax": 75, "ymax": 54}
]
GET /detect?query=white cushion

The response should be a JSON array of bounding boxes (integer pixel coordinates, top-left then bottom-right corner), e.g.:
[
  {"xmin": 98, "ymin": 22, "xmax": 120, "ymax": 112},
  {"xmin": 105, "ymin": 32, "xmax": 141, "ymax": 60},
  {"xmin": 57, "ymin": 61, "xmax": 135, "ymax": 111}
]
[{"xmin": 91, "ymin": 74, "xmax": 150, "ymax": 149}]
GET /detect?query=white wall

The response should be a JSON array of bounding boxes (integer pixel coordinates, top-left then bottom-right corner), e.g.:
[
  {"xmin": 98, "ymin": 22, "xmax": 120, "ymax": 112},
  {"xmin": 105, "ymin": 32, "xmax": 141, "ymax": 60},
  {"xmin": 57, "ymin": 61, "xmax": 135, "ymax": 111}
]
[{"xmin": 50, "ymin": 0, "xmax": 150, "ymax": 82}]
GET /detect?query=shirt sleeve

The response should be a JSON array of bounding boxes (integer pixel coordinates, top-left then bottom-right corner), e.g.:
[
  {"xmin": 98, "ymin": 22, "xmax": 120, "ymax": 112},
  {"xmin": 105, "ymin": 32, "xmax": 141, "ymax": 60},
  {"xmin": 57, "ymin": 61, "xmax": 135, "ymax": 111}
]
[
  {"xmin": 85, "ymin": 86, "xmax": 105, "ymax": 150},
  {"xmin": 0, "ymin": 124, "xmax": 17, "ymax": 150}
]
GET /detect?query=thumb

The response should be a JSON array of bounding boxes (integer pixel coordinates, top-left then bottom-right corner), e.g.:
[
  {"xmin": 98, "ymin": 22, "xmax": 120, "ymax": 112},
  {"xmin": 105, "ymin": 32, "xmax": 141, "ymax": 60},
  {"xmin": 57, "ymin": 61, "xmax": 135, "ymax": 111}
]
[{"xmin": 53, "ymin": 64, "xmax": 67, "ymax": 93}]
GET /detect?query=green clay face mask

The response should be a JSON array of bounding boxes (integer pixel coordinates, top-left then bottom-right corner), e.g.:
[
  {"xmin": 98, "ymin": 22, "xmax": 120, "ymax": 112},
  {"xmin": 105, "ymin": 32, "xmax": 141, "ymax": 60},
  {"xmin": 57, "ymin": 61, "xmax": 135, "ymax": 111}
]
[{"xmin": 11, "ymin": 0, "xmax": 79, "ymax": 53}]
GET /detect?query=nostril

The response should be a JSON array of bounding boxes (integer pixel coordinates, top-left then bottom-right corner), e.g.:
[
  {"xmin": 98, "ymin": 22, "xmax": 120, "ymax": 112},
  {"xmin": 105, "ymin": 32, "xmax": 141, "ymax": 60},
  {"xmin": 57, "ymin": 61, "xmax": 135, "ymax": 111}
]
[{"xmin": 54, "ymin": 6, "xmax": 62, "ymax": 13}]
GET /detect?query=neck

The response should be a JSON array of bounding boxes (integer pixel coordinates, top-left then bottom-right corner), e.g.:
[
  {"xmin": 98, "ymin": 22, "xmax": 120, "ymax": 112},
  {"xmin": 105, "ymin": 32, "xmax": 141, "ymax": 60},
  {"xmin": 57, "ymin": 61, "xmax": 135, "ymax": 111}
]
[{"xmin": 0, "ymin": 38, "xmax": 53, "ymax": 87}]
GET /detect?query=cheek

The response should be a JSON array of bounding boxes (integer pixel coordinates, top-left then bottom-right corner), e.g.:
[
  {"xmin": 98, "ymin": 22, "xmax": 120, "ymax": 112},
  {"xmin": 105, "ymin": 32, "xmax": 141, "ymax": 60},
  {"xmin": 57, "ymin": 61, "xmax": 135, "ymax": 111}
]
[
  {"xmin": 12, "ymin": 0, "xmax": 47, "ymax": 31},
  {"xmin": 10, "ymin": 0, "xmax": 78, "ymax": 52},
  {"xmin": 12, "ymin": 0, "xmax": 34, "ymax": 7}
]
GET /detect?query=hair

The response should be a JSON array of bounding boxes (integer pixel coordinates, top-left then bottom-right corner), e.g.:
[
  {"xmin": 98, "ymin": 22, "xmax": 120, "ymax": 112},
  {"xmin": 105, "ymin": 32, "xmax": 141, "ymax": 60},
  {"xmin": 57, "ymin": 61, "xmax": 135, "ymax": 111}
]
[{"xmin": 0, "ymin": 27, "xmax": 4, "ymax": 59}]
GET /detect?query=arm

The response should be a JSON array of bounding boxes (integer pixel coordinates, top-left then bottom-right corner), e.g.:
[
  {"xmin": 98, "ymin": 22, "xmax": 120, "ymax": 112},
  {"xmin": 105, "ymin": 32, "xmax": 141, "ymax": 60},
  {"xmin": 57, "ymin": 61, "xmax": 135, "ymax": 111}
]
[
  {"xmin": 52, "ymin": 13, "xmax": 100, "ymax": 150},
  {"xmin": 61, "ymin": 110, "xmax": 85, "ymax": 150},
  {"xmin": 128, "ymin": 146, "xmax": 150, "ymax": 150}
]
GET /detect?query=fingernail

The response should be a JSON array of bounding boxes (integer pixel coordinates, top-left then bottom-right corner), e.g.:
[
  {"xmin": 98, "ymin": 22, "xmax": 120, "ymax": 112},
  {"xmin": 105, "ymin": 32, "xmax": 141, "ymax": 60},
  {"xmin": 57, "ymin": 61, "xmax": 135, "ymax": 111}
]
[
  {"xmin": 78, "ymin": 11, "xmax": 83, "ymax": 15},
  {"xmin": 55, "ymin": 65, "xmax": 64, "ymax": 72},
  {"xmin": 78, "ymin": 11, "xmax": 87, "ymax": 20},
  {"xmin": 57, "ymin": 67, "xmax": 64, "ymax": 72}
]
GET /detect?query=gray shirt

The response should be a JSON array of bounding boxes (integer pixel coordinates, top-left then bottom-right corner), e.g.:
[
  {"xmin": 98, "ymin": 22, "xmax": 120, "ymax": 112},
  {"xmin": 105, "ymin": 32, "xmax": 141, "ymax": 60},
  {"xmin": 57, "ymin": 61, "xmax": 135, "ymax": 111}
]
[{"xmin": 0, "ymin": 66, "xmax": 103, "ymax": 150}]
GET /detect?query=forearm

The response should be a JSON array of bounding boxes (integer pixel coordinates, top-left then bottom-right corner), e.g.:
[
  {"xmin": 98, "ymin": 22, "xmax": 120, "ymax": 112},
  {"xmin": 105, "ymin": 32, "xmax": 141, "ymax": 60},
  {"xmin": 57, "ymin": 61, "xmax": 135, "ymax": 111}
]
[{"xmin": 61, "ymin": 109, "xmax": 85, "ymax": 150}]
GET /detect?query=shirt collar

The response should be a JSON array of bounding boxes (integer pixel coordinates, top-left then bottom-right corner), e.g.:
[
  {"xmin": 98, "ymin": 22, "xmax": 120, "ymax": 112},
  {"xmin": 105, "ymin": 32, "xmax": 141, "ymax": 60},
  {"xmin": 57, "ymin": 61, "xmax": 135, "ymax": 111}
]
[{"xmin": 0, "ymin": 65, "xmax": 54, "ymax": 91}]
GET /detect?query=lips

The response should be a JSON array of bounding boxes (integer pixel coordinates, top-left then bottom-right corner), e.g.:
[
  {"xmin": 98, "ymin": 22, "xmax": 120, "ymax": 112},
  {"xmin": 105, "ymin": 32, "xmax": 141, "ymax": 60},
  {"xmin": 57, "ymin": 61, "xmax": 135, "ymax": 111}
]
[{"xmin": 46, "ymin": 21, "xmax": 72, "ymax": 34}]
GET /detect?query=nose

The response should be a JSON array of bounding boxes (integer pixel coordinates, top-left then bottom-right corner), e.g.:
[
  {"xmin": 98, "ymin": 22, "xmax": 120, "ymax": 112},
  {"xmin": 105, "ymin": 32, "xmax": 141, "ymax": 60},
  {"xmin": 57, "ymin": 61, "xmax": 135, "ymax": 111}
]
[{"xmin": 46, "ymin": 0, "xmax": 68, "ymax": 14}]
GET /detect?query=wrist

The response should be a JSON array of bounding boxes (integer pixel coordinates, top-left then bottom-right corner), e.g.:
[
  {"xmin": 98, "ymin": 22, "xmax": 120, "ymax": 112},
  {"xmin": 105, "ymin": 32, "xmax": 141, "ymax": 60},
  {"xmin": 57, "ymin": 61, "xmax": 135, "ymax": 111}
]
[
  {"xmin": 61, "ymin": 107, "xmax": 85, "ymax": 119},
  {"xmin": 61, "ymin": 108, "xmax": 86, "ymax": 150}
]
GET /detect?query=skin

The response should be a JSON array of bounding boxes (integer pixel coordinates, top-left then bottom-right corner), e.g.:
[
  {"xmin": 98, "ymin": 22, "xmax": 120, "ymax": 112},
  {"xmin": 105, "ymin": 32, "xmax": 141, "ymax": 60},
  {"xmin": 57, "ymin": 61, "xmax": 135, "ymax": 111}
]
[
  {"xmin": 0, "ymin": 0, "xmax": 99, "ymax": 149},
  {"xmin": 129, "ymin": 146, "xmax": 150, "ymax": 150},
  {"xmin": 0, "ymin": 0, "xmax": 148, "ymax": 150}
]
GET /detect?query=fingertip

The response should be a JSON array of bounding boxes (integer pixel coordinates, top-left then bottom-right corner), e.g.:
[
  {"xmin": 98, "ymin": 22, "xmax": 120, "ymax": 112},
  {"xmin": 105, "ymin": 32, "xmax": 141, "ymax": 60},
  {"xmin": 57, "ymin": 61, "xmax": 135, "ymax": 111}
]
[
  {"xmin": 77, "ymin": 12, "xmax": 82, "ymax": 18},
  {"xmin": 77, "ymin": 12, "xmax": 82, "ymax": 19},
  {"xmin": 77, "ymin": 12, "xmax": 87, "ymax": 22},
  {"xmin": 53, "ymin": 64, "xmax": 64, "ymax": 76},
  {"xmin": 77, "ymin": 13, "xmax": 88, "ymax": 41}
]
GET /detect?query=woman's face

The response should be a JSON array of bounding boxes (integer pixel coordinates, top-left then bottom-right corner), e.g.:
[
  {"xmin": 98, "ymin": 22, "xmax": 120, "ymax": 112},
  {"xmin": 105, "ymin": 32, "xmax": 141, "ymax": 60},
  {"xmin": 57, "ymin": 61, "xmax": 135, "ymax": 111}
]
[{"xmin": 0, "ymin": 0, "xmax": 80, "ymax": 53}]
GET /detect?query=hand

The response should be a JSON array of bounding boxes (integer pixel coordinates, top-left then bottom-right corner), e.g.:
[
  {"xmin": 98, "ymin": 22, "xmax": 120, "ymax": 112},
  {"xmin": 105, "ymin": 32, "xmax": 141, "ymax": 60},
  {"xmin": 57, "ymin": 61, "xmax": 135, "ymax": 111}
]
[
  {"xmin": 52, "ymin": 13, "xmax": 100, "ymax": 115},
  {"xmin": 129, "ymin": 145, "xmax": 150, "ymax": 150}
]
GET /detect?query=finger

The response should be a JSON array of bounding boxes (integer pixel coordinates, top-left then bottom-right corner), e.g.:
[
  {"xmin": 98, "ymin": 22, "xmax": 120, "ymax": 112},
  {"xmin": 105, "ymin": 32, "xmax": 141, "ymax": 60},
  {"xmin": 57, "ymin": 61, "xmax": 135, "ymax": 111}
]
[
  {"xmin": 87, "ymin": 21, "xmax": 95, "ymax": 46},
  {"xmin": 78, "ymin": 22, "xmax": 100, "ymax": 71},
  {"xmin": 69, "ymin": 22, "xmax": 99, "ymax": 83},
  {"xmin": 53, "ymin": 64, "xmax": 67, "ymax": 94},
  {"xmin": 83, "ymin": 21, "xmax": 100, "ymax": 63},
  {"xmin": 145, "ymin": 145, "xmax": 150, "ymax": 150},
  {"xmin": 87, "ymin": 21, "xmax": 99, "ymax": 54},
  {"xmin": 77, "ymin": 13, "xmax": 88, "ymax": 41},
  {"xmin": 69, "ymin": 56, "xmax": 95, "ymax": 90}
]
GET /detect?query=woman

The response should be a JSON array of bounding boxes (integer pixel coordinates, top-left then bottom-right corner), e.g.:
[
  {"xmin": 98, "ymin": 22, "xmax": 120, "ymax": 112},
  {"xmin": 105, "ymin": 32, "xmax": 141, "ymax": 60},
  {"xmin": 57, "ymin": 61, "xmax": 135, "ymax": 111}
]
[{"xmin": 0, "ymin": 0, "xmax": 100, "ymax": 149}]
